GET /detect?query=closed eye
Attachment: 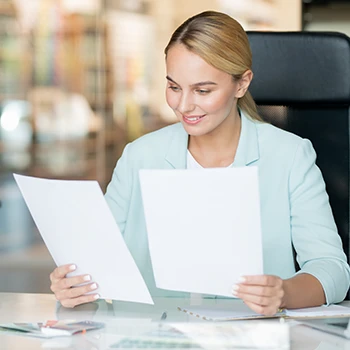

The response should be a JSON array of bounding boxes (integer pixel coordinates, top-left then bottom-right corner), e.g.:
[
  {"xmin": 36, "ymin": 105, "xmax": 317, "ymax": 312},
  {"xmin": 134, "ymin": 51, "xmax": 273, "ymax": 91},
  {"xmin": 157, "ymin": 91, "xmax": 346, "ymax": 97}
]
[
  {"xmin": 168, "ymin": 85, "xmax": 181, "ymax": 92},
  {"xmin": 196, "ymin": 89, "xmax": 211, "ymax": 95}
]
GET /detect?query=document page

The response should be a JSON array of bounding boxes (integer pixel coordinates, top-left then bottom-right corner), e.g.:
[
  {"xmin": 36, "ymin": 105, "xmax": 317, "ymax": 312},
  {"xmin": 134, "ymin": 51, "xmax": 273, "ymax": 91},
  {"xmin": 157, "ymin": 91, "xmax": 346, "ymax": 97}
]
[
  {"xmin": 139, "ymin": 167, "xmax": 263, "ymax": 298},
  {"xmin": 14, "ymin": 174, "xmax": 153, "ymax": 305}
]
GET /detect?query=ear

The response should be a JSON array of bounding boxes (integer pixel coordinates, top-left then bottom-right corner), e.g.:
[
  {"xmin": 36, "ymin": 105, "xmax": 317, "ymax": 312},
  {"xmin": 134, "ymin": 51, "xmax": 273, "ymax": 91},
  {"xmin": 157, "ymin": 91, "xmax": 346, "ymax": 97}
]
[{"xmin": 235, "ymin": 70, "xmax": 253, "ymax": 98}]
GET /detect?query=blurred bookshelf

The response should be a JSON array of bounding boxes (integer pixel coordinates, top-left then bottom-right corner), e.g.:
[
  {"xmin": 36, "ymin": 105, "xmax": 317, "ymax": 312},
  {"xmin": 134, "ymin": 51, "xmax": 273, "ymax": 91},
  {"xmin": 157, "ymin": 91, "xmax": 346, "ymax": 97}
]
[
  {"xmin": 28, "ymin": 11, "xmax": 121, "ymax": 188},
  {"xmin": 0, "ymin": 3, "xmax": 126, "ymax": 190},
  {"xmin": 0, "ymin": 0, "xmax": 29, "ymax": 101}
]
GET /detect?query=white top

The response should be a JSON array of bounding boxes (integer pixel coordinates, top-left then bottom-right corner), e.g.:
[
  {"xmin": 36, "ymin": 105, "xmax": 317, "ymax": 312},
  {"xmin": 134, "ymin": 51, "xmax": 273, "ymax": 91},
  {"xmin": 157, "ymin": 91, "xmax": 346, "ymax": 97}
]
[{"xmin": 187, "ymin": 150, "xmax": 234, "ymax": 169}]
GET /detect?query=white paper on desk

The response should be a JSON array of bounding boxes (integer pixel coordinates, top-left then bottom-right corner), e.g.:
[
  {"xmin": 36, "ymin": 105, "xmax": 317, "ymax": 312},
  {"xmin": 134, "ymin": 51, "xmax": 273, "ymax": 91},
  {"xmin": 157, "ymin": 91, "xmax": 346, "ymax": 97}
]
[
  {"xmin": 139, "ymin": 167, "xmax": 263, "ymax": 297},
  {"xmin": 13, "ymin": 174, "xmax": 153, "ymax": 305}
]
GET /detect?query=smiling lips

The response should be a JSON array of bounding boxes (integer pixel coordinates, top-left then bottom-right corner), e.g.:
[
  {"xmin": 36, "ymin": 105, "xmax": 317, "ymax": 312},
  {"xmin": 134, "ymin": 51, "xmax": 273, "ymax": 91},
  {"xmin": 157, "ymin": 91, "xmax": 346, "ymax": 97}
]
[{"xmin": 183, "ymin": 114, "xmax": 206, "ymax": 125}]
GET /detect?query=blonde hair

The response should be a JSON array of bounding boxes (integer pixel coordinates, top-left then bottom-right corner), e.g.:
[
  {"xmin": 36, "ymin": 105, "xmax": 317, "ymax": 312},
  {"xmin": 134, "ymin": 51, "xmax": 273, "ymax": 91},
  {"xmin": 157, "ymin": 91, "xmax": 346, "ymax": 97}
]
[{"xmin": 164, "ymin": 11, "xmax": 262, "ymax": 122}]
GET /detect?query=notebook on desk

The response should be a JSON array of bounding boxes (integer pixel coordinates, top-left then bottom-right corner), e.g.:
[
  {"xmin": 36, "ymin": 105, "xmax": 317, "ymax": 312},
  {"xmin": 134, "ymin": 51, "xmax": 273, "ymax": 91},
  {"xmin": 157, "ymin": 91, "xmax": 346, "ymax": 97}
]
[{"xmin": 177, "ymin": 304, "xmax": 350, "ymax": 321}]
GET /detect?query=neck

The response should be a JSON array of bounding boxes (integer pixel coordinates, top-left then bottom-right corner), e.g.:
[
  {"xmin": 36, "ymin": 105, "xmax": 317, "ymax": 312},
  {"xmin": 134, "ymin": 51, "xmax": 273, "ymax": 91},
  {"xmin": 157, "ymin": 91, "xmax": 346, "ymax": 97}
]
[{"xmin": 188, "ymin": 110, "xmax": 242, "ymax": 168}]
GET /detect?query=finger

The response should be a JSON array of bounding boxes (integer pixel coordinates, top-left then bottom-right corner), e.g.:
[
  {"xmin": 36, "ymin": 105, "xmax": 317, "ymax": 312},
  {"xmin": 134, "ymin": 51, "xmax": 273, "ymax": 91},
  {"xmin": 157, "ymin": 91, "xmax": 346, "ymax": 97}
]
[
  {"xmin": 233, "ymin": 289, "xmax": 281, "ymax": 308},
  {"xmin": 244, "ymin": 301, "xmax": 279, "ymax": 317},
  {"xmin": 238, "ymin": 275, "xmax": 282, "ymax": 287},
  {"xmin": 50, "ymin": 264, "xmax": 76, "ymax": 283},
  {"xmin": 51, "ymin": 274, "xmax": 92, "ymax": 293},
  {"xmin": 55, "ymin": 282, "xmax": 99, "ymax": 301},
  {"xmin": 232, "ymin": 284, "xmax": 283, "ymax": 298},
  {"xmin": 60, "ymin": 293, "xmax": 100, "ymax": 308}
]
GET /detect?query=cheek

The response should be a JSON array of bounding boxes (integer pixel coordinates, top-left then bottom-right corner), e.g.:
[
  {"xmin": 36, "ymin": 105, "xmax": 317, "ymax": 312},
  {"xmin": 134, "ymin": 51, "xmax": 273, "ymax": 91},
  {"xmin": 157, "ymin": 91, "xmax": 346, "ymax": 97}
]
[
  {"xmin": 203, "ymin": 94, "xmax": 233, "ymax": 113},
  {"xmin": 166, "ymin": 90, "xmax": 177, "ymax": 110}
]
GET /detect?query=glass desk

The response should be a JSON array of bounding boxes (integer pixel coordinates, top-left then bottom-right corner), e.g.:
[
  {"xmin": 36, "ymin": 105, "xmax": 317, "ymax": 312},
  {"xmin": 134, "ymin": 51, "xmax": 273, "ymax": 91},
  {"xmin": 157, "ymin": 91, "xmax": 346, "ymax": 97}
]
[{"xmin": 0, "ymin": 292, "xmax": 350, "ymax": 349}]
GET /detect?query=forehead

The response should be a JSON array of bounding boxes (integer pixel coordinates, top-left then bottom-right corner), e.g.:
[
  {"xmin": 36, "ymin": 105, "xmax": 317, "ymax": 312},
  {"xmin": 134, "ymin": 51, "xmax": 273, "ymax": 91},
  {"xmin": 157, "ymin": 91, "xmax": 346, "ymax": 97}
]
[{"xmin": 166, "ymin": 44, "xmax": 231, "ymax": 84}]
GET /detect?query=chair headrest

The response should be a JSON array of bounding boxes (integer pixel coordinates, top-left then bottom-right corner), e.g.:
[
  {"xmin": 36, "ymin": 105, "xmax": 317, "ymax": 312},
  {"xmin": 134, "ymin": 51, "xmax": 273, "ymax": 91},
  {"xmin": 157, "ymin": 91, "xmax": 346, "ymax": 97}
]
[{"xmin": 247, "ymin": 31, "xmax": 350, "ymax": 105}]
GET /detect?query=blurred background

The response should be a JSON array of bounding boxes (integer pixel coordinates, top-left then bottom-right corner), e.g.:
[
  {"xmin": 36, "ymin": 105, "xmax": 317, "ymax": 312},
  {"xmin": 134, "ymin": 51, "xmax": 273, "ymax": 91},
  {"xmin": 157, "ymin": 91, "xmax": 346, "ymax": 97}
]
[{"xmin": 0, "ymin": 0, "xmax": 349, "ymax": 293}]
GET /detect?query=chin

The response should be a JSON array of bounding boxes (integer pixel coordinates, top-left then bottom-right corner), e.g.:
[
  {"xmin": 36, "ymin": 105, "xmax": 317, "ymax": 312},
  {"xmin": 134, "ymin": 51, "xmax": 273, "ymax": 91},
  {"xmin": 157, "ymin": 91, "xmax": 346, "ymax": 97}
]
[{"xmin": 182, "ymin": 125, "xmax": 209, "ymax": 137}]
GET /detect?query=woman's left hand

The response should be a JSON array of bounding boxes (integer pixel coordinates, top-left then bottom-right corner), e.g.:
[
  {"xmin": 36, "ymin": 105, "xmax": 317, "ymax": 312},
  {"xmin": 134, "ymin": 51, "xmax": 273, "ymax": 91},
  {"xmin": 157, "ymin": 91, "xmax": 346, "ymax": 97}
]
[{"xmin": 232, "ymin": 275, "xmax": 285, "ymax": 316}]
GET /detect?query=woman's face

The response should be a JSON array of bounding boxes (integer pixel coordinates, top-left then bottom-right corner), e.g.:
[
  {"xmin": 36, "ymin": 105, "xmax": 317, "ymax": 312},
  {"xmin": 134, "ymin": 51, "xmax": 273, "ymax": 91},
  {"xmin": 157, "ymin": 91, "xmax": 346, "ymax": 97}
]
[{"xmin": 165, "ymin": 44, "xmax": 242, "ymax": 137}]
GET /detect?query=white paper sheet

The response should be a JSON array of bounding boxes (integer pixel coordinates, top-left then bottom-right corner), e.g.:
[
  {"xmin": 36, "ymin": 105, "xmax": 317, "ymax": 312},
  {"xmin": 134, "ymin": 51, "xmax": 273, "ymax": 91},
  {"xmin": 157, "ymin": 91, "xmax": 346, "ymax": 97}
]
[
  {"xmin": 139, "ymin": 167, "xmax": 263, "ymax": 298},
  {"xmin": 14, "ymin": 174, "xmax": 153, "ymax": 305}
]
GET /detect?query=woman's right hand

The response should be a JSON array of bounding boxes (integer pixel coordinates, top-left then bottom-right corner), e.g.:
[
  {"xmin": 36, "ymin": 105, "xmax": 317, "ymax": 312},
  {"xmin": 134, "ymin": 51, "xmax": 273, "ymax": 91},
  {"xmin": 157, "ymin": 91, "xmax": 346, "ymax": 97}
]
[{"xmin": 50, "ymin": 264, "xmax": 99, "ymax": 308}]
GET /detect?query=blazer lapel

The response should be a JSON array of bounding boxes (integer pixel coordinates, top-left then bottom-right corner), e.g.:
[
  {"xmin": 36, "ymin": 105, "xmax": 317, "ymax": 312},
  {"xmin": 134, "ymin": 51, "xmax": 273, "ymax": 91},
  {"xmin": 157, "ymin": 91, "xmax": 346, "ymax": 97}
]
[
  {"xmin": 165, "ymin": 123, "xmax": 188, "ymax": 169},
  {"xmin": 233, "ymin": 111, "xmax": 260, "ymax": 167}
]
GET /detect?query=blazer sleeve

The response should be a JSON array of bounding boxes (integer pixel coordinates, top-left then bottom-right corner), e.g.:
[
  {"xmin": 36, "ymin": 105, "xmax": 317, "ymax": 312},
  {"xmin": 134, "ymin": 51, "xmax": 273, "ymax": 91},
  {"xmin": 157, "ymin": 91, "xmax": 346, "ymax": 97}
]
[
  {"xmin": 104, "ymin": 144, "xmax": 132, "ymax": 235},
  {"xmin": 289, "ymin": 139, "xmax": 350, "ymax": 304}
]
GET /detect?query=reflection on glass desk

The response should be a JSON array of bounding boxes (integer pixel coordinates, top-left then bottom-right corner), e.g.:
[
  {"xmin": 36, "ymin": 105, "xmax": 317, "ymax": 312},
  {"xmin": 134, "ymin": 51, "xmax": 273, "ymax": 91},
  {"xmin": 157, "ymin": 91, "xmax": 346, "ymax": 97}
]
[{"xmin": 0, "ymin": 293, "xmax": 350, "ymax": 350}]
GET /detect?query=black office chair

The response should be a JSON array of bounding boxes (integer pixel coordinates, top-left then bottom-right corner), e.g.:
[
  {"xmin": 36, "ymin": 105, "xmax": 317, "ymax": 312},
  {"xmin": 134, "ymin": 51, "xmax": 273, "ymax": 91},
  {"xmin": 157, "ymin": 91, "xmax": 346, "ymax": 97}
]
[{"xmin": 247, "ymin": 31, "xmax": 350, "ymax": 297}]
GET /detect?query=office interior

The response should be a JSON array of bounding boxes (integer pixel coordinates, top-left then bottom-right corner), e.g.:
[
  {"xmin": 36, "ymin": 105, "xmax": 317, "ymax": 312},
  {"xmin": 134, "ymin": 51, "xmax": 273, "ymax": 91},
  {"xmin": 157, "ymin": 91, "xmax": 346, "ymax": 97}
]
[{"xmin": 0, "ymin": 0, "xmax": 350, "ymax": 294}]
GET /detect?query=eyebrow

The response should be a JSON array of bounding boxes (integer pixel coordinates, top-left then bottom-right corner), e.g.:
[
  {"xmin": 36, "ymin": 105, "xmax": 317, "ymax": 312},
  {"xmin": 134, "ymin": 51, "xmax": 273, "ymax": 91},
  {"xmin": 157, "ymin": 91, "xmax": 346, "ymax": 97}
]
[{"xmin": 166, "ymin": 75, "xmax": 217, "ymax": 87}]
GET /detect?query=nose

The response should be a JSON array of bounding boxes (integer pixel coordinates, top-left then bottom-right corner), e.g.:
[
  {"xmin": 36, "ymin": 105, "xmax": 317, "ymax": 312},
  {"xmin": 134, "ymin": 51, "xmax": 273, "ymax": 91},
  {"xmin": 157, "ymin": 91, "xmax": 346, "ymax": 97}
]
[{"xmin": 177, "ymin": 91, "xmax": 195, "ymax": 114}]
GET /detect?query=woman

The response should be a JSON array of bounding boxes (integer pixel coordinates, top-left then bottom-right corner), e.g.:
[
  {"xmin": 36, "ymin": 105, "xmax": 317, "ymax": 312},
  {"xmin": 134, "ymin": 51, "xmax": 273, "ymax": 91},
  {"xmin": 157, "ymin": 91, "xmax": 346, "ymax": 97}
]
[{"xmin": 50, "ymin": 11, "xmax": 350, "ymax": 315}]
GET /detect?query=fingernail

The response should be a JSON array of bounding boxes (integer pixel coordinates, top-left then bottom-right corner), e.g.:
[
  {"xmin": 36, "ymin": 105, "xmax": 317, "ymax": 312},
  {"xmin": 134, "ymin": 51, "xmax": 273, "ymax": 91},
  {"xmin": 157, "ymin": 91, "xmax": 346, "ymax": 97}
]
[
  {"xmin": 93, "ymin": 294, "xmax": 100, "ymax": 300},
  {"xmin": 83, "ymin": 275, "xmax": 91, "ymax": 282},
  {"xmin": 231, "ymin": 285, "xmax": 239, "ymax": 295},
  {"xmin": 232, "ymin": 284, "xmax": 239, "ymax": 291},
  {"xmin": 90, "ymin": 283, "xmax": 97, "ymax": 290},
  {"xmin": 69, "ymin": 264, "xmax": 76, "ymax": 271},
  {"xmin": 238, "ymin": 276, "xmax": 246, "ymax": 283}
]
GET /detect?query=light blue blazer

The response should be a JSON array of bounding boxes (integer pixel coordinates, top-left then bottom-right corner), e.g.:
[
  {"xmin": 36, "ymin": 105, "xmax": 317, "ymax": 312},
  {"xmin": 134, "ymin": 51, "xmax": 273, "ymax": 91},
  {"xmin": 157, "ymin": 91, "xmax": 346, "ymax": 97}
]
[{"xmin": 105, "ymin": 111, "xmax": 350, "ymax": 303}]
